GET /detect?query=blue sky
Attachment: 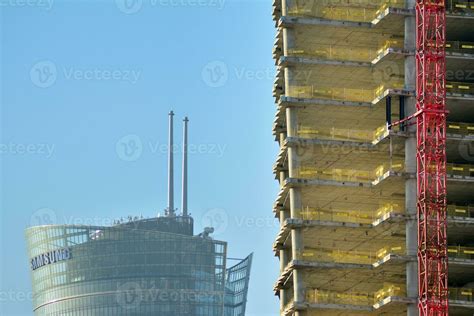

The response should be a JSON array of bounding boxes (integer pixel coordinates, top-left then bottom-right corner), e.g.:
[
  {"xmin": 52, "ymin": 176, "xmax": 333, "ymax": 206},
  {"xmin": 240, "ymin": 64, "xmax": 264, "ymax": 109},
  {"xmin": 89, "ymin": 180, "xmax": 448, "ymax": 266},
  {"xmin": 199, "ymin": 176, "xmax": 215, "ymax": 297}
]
[{"xmin": 0, "ymin": 0, "xmax": 279, "ymax": 314}]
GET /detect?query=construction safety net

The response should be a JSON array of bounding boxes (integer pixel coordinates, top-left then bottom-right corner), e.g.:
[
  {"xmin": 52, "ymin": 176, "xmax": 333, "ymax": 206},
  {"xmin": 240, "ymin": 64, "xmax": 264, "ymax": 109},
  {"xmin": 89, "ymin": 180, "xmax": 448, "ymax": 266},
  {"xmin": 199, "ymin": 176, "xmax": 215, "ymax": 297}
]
[
  {"xmin": 285, "ymin": 1, "xmax": 473, "ymax": 23},
  {"xmin": 297, "ymin": 124, "xmax": 389, "ymax": 143},
  {"xmin": 288, "ymin": 81, "xmax": 472, "ymax": 104},
  {"xmin": 298, "ymin": 244, "xmax": 474, "ymax": 265},
  {"xmin": 298, "ymin": 203, "xmax": 404, "ymax": 224},
  {"xmin": 298, "ymin": 246, "xmax": 406, "ymax": 264},
  {"xmin": 303, "ymin": 286, "xmax": 473, "ymax": 307},
  {"xmin": 287, "ymin": 40, "xmax": 474, "ymax": 64},
  {"xmin": 306, "ymin": 284, "xmax": 406, "ymax": 306},
  {"xmin": 287, "ymin": 39, "xmax": 403, "ymax": 63},
  {"xmin": 295, "ymin": 161, "xmax": 404, "ymax": 182},
  {"xmin": 286, "ymin": 0, "xmax": 405, "ymax": 22}
]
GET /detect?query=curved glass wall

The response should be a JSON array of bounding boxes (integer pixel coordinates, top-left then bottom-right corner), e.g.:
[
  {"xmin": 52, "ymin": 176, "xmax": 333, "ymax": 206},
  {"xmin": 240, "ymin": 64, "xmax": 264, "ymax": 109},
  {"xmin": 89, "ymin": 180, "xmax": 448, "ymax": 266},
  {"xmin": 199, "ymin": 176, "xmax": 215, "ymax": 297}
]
[
  {"xmin": 26, "ymin": 224, "xmax": 227, "ymax": 316},
  {"xmin": 224, "ymin": 254, "xmax": 253, "ymax": 316}
]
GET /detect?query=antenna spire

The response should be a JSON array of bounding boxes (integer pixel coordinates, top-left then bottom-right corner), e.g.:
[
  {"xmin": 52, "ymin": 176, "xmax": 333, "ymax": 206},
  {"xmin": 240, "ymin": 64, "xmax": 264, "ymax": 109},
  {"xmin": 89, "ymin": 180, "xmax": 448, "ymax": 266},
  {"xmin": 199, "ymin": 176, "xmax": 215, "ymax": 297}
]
[
  {"xmin": 167, "ymin": 110, "xmax": 175, "ymax": 217},
  {"xmin": 182, "ymin": 117, "xmax": 189, "ymax": 216}
]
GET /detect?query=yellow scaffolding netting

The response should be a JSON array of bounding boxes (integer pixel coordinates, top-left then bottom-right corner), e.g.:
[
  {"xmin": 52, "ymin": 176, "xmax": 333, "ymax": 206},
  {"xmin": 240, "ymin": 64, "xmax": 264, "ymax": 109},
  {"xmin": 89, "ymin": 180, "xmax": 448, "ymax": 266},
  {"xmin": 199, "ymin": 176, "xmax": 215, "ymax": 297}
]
[
  {"xmin": 303, "ymin": 286, "xmax": 472, "ymax": 307},
  {"xmin": 297, "ymin": 245, "xmax": 474, "ymax": 264},
  {"xmin": 296, "ymin": 203, "xmax": 474, "ymax": 224},
  {"xmin": 286, "ymin": 40, "xmax": 474, "ymax": 65},
  {"xmin": 288, "ymin": 39, "xmax": 404, "ymax": 63},
  {"xmin": 292, "ymin": 162, "xmax": 474, "ymax": 184},
  {"xmin": 287, "ymin": 83, "xmax": 404, "ymax": 103},
  {"xmin": 306, "ymin": 284, "xmax": 406, "ymax": 306},
  {"xmin": 287, "ymin": 0, "xmax": 405, "ymax": 22},
  {"xmin": 298, "ymin": 245, "xmax": 406, "ymax": 264},
  {"xmin": 296, "ymin": 121, "xmax": 474, "ymax": 144},
  {"xmin": 295, "ymin": 161, "xmax": 404, "ymax": 182},
  {"xmin": 287, "ymin": 81, "xmax": 473, "ymax": 104},
  {"xmin": 285, "ymin": 1, "xmax": 472, "ymax": 22},
  {"xmin": 297, "ymin": 124, "xmax": 389, "ymax": 143},
  {"xmin": 298, "ymin": 203, "xmax": 404, "ymax": 224}
]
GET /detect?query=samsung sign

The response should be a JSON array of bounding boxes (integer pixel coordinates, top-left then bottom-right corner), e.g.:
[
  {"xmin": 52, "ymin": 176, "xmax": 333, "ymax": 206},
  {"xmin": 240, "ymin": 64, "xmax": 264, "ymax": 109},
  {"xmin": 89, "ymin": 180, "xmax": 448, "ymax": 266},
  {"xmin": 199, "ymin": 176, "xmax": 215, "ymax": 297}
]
[{"xmin": 31, "ymin": 248, "xmax": 72, "ymax": 271}]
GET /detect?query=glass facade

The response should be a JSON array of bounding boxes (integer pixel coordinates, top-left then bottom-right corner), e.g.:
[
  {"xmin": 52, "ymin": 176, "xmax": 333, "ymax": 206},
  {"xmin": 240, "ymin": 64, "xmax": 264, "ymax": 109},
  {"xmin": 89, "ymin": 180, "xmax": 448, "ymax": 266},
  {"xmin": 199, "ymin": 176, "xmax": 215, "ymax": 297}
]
[
  {"xmin": 26, "ymin": 220, "xmax": 251, "ymax": 316},
  {"xmin": 224, "ymin": 255, "xmax": 253, "ymax": 316}
]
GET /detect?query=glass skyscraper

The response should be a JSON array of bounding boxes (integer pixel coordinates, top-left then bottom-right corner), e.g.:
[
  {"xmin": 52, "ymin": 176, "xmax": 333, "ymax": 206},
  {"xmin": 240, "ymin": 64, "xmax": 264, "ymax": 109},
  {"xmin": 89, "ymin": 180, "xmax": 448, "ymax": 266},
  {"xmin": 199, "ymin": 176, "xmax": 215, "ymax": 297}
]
[{"xmin": 25, "ymin": 216, "xmax": 252, "ymax": 316}]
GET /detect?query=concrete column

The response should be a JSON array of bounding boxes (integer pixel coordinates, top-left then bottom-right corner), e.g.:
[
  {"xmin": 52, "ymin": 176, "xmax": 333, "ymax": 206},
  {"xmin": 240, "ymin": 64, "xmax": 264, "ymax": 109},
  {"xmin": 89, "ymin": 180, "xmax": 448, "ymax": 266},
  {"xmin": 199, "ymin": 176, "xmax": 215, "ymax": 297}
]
[
  {"xmin": 279, "ymin": 132, "xmax": 290, "ymax": 311},
  {"xmin": 282, "ymin": 1, "xmax": 304, "ymax": 312},
  {"xmin": 279, "ymin": 207, "xmax": 289, "ymax": 311},
  {"xmin": 286, "ymin": 106, "xmax": 305, "ymax": 308},
  {"xmin": 282, "ymin": 0, "xmax": 295, "ymax": 103},
  {"xmin": 405, "ymin": 1, "xmax": 418, "ymax": 314}
]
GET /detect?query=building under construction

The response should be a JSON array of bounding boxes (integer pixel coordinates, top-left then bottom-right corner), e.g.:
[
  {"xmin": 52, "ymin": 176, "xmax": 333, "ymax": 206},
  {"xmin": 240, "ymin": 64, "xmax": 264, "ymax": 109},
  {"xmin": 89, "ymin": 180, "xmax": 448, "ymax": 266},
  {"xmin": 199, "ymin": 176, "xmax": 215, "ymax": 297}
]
[{"xmin": 272, "ymin": 0, "xmax": 474, "ymax": 315}]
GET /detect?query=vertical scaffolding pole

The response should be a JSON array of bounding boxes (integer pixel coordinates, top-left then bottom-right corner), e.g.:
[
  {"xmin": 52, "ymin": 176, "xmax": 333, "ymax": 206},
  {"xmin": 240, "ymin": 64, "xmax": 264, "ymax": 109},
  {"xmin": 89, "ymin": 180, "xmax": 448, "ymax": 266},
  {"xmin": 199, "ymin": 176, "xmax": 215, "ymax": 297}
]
[{"xmin": 415, "ymin": 1, "xmax": 449, "ymax": 314}]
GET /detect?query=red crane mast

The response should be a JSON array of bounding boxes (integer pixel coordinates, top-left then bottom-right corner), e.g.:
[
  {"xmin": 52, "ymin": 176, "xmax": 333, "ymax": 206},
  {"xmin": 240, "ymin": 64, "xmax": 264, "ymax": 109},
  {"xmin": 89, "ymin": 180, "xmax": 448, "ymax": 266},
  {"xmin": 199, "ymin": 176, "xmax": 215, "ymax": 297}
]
[{"xmin": 415, "ymin": 0, "xmax": 449, "ymax": 314}]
